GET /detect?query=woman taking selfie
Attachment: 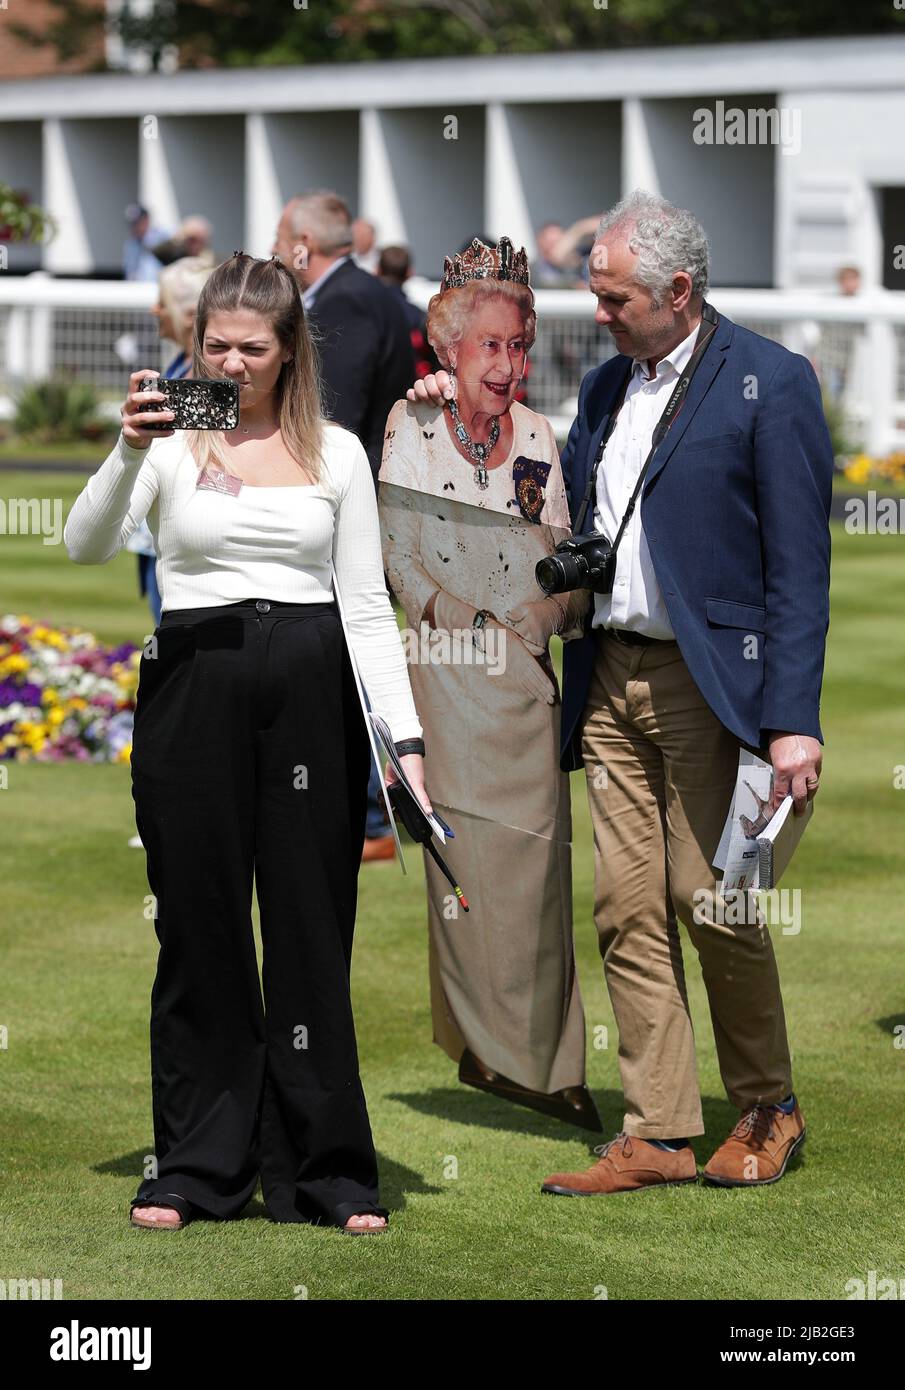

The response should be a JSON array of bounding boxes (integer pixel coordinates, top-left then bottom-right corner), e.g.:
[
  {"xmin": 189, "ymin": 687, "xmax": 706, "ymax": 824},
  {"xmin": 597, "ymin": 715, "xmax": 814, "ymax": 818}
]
[{"xmin": 64, "ymin": 252, "xmax": 429, "ymax": 1235}]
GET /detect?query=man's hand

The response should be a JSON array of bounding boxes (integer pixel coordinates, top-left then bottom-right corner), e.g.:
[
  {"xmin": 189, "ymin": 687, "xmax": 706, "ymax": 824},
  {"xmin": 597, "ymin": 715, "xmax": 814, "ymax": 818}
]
[
  {"xmin": 406, "ymin": 370, "xmax": 454, "ymax": 406},
  {"xmin": 767, "ymin": 732, "xmax": 823, "ymax": 816}
]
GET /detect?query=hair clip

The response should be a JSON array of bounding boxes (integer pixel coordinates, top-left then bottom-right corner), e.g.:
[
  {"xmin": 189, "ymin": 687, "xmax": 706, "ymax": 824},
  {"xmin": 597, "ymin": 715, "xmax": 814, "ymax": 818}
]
[{"xmin": 232, "ymin": 249, "xmax": 244, "ymax": 258}]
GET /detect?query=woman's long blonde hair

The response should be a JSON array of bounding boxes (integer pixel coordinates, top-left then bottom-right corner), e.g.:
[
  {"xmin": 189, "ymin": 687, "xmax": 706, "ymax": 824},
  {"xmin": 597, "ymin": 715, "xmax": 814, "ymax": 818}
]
[{"xmin": 186, "ymin": 253, "xmax": 326, "ymax": 484}]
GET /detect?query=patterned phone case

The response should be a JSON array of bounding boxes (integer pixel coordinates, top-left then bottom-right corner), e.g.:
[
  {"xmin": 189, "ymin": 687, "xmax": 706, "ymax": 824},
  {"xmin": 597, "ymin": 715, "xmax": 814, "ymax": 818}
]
[{"xmin": 139, "ymin": 376, "xmax": 240, "ymax": 431}]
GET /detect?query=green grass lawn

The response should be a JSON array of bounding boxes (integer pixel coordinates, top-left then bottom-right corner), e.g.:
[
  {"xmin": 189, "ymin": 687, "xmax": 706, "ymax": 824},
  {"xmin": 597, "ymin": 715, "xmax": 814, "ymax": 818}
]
[{"xmin": 1, "ymin": 470, "xmax": 904, "ymax": 1300}]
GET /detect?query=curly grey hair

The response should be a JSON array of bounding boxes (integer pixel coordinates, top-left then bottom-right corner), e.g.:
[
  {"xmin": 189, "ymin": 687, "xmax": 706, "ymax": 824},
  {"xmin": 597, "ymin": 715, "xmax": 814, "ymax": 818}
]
[{"xmin": 595, "ymin": 190, "xmax": 710, "ymax": 305}]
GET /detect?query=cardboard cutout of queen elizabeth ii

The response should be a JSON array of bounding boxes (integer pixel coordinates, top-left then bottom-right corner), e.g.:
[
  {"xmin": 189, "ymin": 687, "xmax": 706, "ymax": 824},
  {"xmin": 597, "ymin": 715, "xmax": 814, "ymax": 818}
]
[{"xmin": 376, "ymin": 239, "xmax": 600, "ymax": 1130}]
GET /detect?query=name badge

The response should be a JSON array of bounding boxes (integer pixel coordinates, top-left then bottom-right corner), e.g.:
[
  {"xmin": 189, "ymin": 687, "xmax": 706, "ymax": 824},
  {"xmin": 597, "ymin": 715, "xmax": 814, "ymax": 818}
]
[{"xmin": 196, "ymin": 465, "xmax": 243, "ymax": 496}]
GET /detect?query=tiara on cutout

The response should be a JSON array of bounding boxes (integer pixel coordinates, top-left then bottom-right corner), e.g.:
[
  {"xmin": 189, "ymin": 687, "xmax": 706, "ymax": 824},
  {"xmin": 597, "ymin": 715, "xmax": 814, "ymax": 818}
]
[{"xmin": 441, "ymin": 236, "xmax": 530, "ymax": 291}]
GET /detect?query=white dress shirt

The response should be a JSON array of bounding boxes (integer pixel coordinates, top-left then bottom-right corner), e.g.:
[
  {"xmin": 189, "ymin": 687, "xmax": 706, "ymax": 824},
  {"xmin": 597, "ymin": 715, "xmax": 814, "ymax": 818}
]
[{"xmin": 591, "ymin": 321, "xmax": 701, "ymax": 639}]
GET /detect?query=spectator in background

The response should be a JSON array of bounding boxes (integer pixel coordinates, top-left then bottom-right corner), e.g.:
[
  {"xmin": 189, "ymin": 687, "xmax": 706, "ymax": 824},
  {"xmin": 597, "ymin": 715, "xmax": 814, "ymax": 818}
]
[
  {"xmin": 150, "ymin": 255, "xmax": 215, "ymax": 379},
  {"xmin": 533, "ymin": 215, "xmax": 601, "ymax": 289},
  {"xmin": 273, "ymin": 191, "xmax": 416, "ymax": 863},
  {"xmin": 123, "ymin": 203, "xmax": 172, "ymax": 282},
  {"xmin": 126, "ymin": 256, "xmax": 216, "ymax": 851},
  {"xmin": 151, "ymin": 215, "xmax": 216, "ymax": 269},
  {"xmin": 533, "ymin": 222, "xmax": 573, "ymax": 288},
  {"xmin": 352, "ymin": 217, "xmax": 379, "ymax": 274},
  {"xmin": 128, "ymin": 259, "xmax": 214, "ymax": 635},
  {"xmin": 273, "ymin": 193, "xmax": 415, "ymax": 477},
  {"xmin": 836, "ymin": 264, "xmax": 862, "ymax": 296},
  {"xmin": 377, "ymin": 244, "xmax": 439, "ymax": 380}
]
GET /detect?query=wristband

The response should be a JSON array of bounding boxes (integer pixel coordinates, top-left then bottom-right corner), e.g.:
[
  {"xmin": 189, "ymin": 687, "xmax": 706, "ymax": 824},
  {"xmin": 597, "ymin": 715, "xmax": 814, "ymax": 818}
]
[{"xmin": 394, "ymin": 738, "xmax": 425, "ymax": 758}]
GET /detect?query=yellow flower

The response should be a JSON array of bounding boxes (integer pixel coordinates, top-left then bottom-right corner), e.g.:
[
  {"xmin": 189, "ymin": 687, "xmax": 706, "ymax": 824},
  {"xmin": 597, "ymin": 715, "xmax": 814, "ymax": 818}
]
[
  {"xmin": 115, "ymin": 743, "xmax": 133, "ymax": 765},
  {"xmin": 0, "ymin": 654, "xmax": 30, "ymax": 676},
  {"xmin": 41, "ymin": 687, "xmax": 59, "ymax": 705},
  {"xmin": 67, "ymin": 696, "xmax": 88, "ymax": 711},
  {"xmin": 876, "ymin": 452, "xmax": 905, "ymax": 482},
  {"xmin": 47, "ymin": 707, "xmax": 66, "ymax": 728},
  {"xmin": 843, "ymin": 454, "xmax": 874, "ymax": 485},
  {"xmin": 18, "ymin": 720, "xmax": 48, "ymax": 746}
]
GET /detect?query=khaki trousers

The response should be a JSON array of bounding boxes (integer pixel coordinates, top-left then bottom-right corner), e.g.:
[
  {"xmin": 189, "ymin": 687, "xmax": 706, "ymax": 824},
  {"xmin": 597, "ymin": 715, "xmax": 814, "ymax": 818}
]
[{"xmin": 580, "ymin": 629, "xmax": 793, "ymax": 1139}]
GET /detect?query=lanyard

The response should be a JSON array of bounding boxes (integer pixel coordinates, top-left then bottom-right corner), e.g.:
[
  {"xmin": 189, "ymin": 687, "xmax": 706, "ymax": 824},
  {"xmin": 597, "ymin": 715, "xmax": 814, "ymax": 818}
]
[{"xmin": 573, "ymin": 301, "xmax": 719, "ymax": 538}]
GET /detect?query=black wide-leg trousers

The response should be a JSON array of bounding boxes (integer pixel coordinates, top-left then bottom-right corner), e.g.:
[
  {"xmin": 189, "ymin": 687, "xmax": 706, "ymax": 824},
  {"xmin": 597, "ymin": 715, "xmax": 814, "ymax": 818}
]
[{"xmin": 128, "ymin": 597, "xmax": 384, "ymax": 1227}]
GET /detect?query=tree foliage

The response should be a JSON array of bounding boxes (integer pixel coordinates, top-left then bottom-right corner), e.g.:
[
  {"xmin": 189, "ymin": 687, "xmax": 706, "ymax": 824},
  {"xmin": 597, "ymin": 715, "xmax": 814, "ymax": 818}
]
[{"xmin": 10, "ymin": 0, "xmax": 905, "ymax": 71}]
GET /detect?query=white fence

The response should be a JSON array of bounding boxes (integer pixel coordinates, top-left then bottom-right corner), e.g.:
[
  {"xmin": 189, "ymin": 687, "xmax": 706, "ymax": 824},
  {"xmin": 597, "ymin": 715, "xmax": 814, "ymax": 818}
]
[{"xmin": 1, "ymin": 273, "xmax": 903, "ymax": 455}]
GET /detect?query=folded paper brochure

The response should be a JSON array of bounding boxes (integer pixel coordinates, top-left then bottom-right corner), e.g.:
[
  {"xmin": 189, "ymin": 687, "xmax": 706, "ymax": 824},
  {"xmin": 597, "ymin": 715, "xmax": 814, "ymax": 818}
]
[{"xmin": 713, "ymin": 749, "xmax": 814, "ymax": 891}]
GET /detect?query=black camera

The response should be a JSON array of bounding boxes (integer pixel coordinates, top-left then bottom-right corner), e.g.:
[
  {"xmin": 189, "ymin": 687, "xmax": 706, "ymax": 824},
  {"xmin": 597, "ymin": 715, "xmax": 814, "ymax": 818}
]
[{"xmin": 535, "ymin": 533, "xmax": 617, "ymax": 596}]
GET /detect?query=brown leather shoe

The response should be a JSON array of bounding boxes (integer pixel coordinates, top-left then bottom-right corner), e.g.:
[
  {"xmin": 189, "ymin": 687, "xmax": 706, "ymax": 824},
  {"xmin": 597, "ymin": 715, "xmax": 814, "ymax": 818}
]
[
  {"xmin": 702, "ymin": 1100, "xmax": 806, "ymax": 1187},
  {"xmin": 541, "ymin": 1132, "xmax": 697, "ymax": 1195},
  {"xmin": 458, "ymin": 1048, "xmax": 603, "ymax": 1132},
  {"xmin": 361, "ymin": 835, "xmax": 395, "ymax": 863}
]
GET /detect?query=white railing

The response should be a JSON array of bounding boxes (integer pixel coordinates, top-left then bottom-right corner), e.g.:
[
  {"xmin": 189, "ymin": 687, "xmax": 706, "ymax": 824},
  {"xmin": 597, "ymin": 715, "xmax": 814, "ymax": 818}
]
[{"xmin": 2, "ymin": 273, "xmax": 903, "ymax": 455}]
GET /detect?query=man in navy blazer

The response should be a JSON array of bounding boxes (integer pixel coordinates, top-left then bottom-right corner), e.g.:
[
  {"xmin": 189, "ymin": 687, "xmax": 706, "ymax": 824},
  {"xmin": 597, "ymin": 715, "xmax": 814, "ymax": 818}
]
[
  {"xmin": 407, "ymin": 190, "xmax": 832, "ymax": 1198},
  {"xmin": 275, "ymin": 192, "xmax": 416, "ymax": 866},
  {"xmin": 537, "ymin": 190, "xmax": 833, "ymax": 1199},
  {"xmin": 558, "ymin": 283, "xmax": 831, "ymax": 781},
  {"xmin": 274, "ymin": 192, "xmax": 415, "ymax": 479}
]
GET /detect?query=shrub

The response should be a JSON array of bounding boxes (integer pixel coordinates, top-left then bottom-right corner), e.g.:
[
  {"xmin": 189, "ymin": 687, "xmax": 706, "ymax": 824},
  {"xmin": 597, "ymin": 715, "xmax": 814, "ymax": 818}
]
[{"xmin": 12, "ymin": 379, "xmax": 105, "ymax": 443}]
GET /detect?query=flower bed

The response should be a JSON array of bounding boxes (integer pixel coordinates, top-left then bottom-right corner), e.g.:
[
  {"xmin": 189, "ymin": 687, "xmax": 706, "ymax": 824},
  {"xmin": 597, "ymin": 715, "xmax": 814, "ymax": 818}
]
[
  {"xmin": 840, "ymin": 452, "xmax": 905, "ymax": 488},
  {"xmin": 0, "ymin": 614, "xmax": 140, "ymax": 762}
]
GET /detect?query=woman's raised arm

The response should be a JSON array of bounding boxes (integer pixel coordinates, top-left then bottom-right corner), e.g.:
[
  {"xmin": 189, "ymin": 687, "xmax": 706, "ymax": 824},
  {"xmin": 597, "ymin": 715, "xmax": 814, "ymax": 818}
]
[{"xmin": 64, "ymin": 432, "xmax": 161, "ymax": 565}]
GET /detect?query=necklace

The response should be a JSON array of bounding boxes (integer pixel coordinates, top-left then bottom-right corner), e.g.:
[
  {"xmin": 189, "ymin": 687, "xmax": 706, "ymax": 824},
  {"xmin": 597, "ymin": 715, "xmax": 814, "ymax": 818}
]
[
  {"xmin": 238, "ymin": 419, "xmax": 278, "ymax": 435},
  {"xmin": 447, "ymin": 399, "xmax": 500, "ymax": 489}
]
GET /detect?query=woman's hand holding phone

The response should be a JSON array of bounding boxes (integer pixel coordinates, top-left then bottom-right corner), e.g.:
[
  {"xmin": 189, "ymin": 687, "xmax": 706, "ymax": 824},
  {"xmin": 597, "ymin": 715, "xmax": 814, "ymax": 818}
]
[{"xmin": 120, "ymin": 370, "xmax": 175, "ymax": 450}]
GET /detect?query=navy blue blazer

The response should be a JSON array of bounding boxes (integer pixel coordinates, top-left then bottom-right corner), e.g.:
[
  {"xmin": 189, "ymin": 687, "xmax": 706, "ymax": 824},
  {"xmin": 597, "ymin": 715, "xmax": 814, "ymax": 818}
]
[
  {"xmin": 306, "ymin": 258, "xmax": 415, "ymax": 479},
  {"xmin": 558, "ymin": 310, "xmax": 833, "ymax": 773}
]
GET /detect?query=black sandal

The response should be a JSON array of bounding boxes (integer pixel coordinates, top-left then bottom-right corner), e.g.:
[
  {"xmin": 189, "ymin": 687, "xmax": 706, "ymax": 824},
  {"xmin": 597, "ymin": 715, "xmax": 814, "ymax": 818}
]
[{"xmin": 130, "ymin": 1194, "xmax": 194, "ymax": 1230}]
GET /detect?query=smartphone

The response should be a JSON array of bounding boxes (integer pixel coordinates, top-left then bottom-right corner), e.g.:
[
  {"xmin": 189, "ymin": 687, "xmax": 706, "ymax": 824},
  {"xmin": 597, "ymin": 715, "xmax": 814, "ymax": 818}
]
[{"xmin": 138, "ymin": 376, "xmax": 240, "ymax": 431}]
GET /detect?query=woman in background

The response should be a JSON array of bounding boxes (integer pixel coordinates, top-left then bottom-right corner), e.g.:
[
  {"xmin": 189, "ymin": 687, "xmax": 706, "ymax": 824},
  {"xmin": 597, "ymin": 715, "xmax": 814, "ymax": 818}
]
[
  {"xmin": 125, "ymin": 257, "xmax": 214, "ymax": 849},
  {"xmin": 127, "ymin": 257, "xmax": 214, "ymax": 629}
]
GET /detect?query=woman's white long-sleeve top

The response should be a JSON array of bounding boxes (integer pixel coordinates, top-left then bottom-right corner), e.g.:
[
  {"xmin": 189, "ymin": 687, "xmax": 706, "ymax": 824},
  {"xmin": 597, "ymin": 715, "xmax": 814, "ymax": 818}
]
[{"xmin": 63, "ymin": 425, "xmax": 423, "ymax": 742}]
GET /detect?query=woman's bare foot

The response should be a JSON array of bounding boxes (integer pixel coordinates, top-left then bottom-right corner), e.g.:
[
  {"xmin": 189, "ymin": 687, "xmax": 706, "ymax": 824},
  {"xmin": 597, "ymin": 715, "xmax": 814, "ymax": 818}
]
[
  {"xmin": 131, "ymin": 1204, "xmax": 184, "ymax": 1229},
  {"xmin": 344, "ymin": 1213, "xmax": 387, "ymax": 1233}
]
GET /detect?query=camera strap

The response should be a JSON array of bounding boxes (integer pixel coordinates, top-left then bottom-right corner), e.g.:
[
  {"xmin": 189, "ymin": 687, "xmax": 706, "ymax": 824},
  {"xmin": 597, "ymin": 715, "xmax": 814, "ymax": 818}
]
[{"xmin": 573, "ymin": 300, "xmax": 720, "ymax": 540}]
